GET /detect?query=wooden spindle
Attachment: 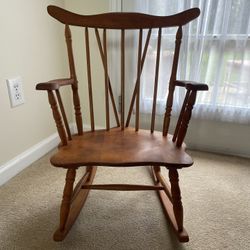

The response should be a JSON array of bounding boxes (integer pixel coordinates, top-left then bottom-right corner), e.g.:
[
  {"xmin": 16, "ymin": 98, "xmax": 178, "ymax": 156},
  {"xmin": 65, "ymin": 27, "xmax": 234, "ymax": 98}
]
[
  {"xmin": 103, "ymin": 29, "xmax": 110, "ymax": 130},
  {"xmin": 169, "ymin": 169, "xmax": 183, "ymax": 232},
  {"xmin": 55, "ymin": 90, "xmax": 72, "ymax": 140},
  {"xmin": 65, "ymin": 25, "xmax": 76, "ymax": 79},
  {"xmin": 95, "ymin": 28, "xmax": 120, "ymax": 127},
  {"xmin": 135, "ymin": 29, "xmax": 143, "ymax": 131},
  {"xmin": 85, "ymin": 27, "xmax": 95, "ymax": 131},
  {"xmin": 126, "ymin": 29, "xmax": 152, "ymax": 127},
  {"xmin": 176, "ymin": 91, "xmax": 197, "ymax": 147},
  {"xmin": 81, "ymin": 184, "xmax": 164, "ymax": 191},
  {"xmin": 172, "ymin": 89, "xmax": 190, "ymax": 142},
  {"xmin": 72, "ymin": 87, "xmax": 83, "ymax": 135},
  {"xmin": 121, "ymin": 29, "xmax": 125, "ymax": 130},
  {"xmin": 163, "ymin": 26, "xmax": 183, "ymax": 136},
  {"xmin": 65, "ymin": 25, "xmax": 83, "ymax": 135},
  {"xmin": 151, "ymin": 28, "xmax": 162, "ymax": 133},
  {"xmin": 48, "ymin": 90, "xmax": 67, "ymax": 146}
]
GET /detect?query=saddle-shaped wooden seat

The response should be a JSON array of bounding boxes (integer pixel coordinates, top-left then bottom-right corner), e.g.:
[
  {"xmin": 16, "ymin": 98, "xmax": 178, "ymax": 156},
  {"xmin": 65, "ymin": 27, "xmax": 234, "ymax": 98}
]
[
  {"xmin": 36, "ymin": 5, "xmax": 208, "ymax": 243},
  {"xmin": 51, "ymin": 127, "xmax": 193, "ymax": 168}
]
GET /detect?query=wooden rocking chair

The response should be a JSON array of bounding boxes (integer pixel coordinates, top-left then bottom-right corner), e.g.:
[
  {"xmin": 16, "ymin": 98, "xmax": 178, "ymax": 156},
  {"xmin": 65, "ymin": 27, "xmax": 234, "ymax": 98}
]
[{"xmin": 36, "ymin": 5, "xmax": 208, "ymax": 243}]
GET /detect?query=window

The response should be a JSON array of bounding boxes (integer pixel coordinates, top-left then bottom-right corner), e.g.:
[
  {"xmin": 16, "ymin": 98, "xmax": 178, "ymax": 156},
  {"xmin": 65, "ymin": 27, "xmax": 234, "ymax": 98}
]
[{"xmin": 122, "ymin": 0, "xmax": 250, "ymax": 123}]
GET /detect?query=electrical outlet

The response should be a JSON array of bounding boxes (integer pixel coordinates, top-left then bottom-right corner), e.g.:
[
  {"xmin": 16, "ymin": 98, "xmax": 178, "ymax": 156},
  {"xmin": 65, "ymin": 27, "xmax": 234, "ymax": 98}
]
[{"xmin": 6, "ymin": 77, "xmax": 25, "ymax": 107}]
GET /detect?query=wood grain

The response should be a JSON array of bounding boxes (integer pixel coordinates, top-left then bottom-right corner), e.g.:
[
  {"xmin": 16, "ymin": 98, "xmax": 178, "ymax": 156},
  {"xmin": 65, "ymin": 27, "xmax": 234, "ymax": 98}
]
[
  {"xmin": 121, "ymin": 29, "xmax": 125, "ymax": 130},
  {"xmin": 65, "ymin": 25, "xmax": 83, "ymax": 135},
  {"xmin": 47, "ymin": 90, "xmax": 67, "ymax": 145},
  {"xmin": 169, "ymin": 168, "xmax": 183, "ymax": 231},
  {"xmin": 55, "ymin": 90, "xmax": 72, "ymax": 140},
  {"xmin": 59, "ymin": 168, "xmax": 76, "ymax": 231},
  {"xmin": 85, "ymin": 27, "xmax": 95, "ymax": 131},
  {"xmin": 125, "ymin": 28, "xmax": 152, "ymax": 127},
  {"xmin": 51, "ymin": 127, "xmax": 193, "ymax": 168},
  {"xmin": 48, "ymin": 5, "xmax": 200, "ymax": 29},
  {"xmin": 135, "ymin": 29, "xmax": 143, "ymax": 131},
  {"xmin": 94, "ymin": 28, "xmax": 120, "ymax": 127},
  {"xmin": 36, "ymin": 78, "xmax": 74, "ymax": 90},
  {"xmin": 54, "ymin": 167, "xmax": 97, "ymax": 241},
  {"xmin": 163, "ymin": 26, "xmax": 183, "ymax": 136},
  {"xmin": 103, "ymin": 29, "xmax": 110, "ymax": 130},
  {"xmin": 152, "ymin": 167, "xmax": 189, "ymax": 242},
  {"xmin": 172, "ymin": 90, "xmax": 190, "ymax": 142},
  {"xmin": 81, "ymin": 184, "xmax": 164, "ymax": 191},
  {"xmin": 176, "ymin": 91, "xmax": 197, "ymax": 147},
  {"xmin": 151, "ymin": 28, "xmax": 162, "ymax": 133}
]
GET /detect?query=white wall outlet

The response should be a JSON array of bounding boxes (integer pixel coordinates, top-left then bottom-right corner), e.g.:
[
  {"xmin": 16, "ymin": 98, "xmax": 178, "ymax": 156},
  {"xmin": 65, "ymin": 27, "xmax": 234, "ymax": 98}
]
[{"xmin": 6, "ymin": 77, "xmax": 25, "ymax": 107}]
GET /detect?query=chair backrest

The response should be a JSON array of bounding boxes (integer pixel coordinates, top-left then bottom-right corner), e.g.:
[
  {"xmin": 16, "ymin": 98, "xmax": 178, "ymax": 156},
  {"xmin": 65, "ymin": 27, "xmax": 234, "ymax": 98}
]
[{"xmin": 48, "ymin": 5, "xmax": 200, "ymax": 136}]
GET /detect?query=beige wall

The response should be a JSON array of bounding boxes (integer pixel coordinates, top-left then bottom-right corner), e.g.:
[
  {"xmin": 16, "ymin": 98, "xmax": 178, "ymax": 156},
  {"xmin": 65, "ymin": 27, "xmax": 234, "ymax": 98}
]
[
  {"xmin": 0, "ymin": 0, "xmax": 112, "ymax": 166},
  {"xmin": 0, "ymin": 0, "xmax": 71, "ymax": 165}
]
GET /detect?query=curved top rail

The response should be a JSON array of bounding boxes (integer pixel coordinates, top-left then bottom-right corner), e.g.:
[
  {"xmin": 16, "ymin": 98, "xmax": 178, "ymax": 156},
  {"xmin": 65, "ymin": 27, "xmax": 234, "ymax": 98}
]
[{"xmin": 47, "ymin": 5, "xmax": 200, "ymax": 29}]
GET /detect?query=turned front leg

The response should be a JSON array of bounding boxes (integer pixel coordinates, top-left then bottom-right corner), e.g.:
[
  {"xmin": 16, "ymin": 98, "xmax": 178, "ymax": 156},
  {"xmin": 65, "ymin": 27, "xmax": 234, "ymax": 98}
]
[
  {"xmin": 60, "ymin": 168, "xmax": 76, "ymax": 231},
  {"xmin": 169, "ymin": 168, "xmax": 183, "ymax": 231}
]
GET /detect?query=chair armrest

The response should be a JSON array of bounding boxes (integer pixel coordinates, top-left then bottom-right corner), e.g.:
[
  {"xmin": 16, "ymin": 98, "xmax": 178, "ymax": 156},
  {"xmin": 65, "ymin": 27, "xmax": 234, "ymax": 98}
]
[
  {"xmin": 175, "ymin": 80, "xmax": 208, "ymax": 91},
  {"xmin": 36, "ymin": 78, "xmax": 74, "ymax": 90}
]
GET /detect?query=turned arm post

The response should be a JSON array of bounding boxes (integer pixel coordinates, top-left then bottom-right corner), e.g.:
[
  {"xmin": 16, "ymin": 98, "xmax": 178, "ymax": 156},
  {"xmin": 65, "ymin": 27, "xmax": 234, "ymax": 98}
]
[
  {"xmin": 176, "ymin": 90, "xmax": 197, "ymax": 147},
  {"xmin": 173, "ymin": 80, "xmax": 208, "ymax": 146},
  {"xmin": 47, "ymin": 90, "xmax": 68, "ymax": 146}
]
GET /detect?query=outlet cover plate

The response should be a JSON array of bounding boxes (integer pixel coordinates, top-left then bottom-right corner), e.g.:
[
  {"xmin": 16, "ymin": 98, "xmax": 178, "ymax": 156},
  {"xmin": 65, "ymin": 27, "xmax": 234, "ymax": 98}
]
[{"xmin": 6, "ymin": 76, "xmax": 25, "ymax": 107}]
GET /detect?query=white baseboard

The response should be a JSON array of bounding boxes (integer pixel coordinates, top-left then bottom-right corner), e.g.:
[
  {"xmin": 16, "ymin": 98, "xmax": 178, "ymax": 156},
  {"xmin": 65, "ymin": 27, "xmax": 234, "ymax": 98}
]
[
  {"xmin": 187, "ymin": 143, "xmax": 250, "ymax": 159},
  {"xmin": 0, "ymin": 132, "xmax": 60, "ymax": 186}
]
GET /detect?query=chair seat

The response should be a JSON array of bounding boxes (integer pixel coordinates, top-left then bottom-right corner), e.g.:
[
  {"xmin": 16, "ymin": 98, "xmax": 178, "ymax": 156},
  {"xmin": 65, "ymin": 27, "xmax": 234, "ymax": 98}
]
[{"xmin": 51, "ymin": 127, "xmax": 193, "ymax": 168}]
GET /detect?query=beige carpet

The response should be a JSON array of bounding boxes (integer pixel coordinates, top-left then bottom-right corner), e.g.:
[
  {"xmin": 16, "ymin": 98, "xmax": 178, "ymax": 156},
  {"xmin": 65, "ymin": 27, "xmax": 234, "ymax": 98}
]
[{"xmin": 0, "ymin": 150, "xmax": 250, "ymax": 250}]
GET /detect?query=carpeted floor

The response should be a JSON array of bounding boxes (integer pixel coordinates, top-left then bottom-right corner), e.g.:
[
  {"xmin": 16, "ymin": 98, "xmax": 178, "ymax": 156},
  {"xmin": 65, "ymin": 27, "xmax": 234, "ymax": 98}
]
[{"xmin": 0, "ymin": 150, "xmax": 250, "ymax": 250}]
